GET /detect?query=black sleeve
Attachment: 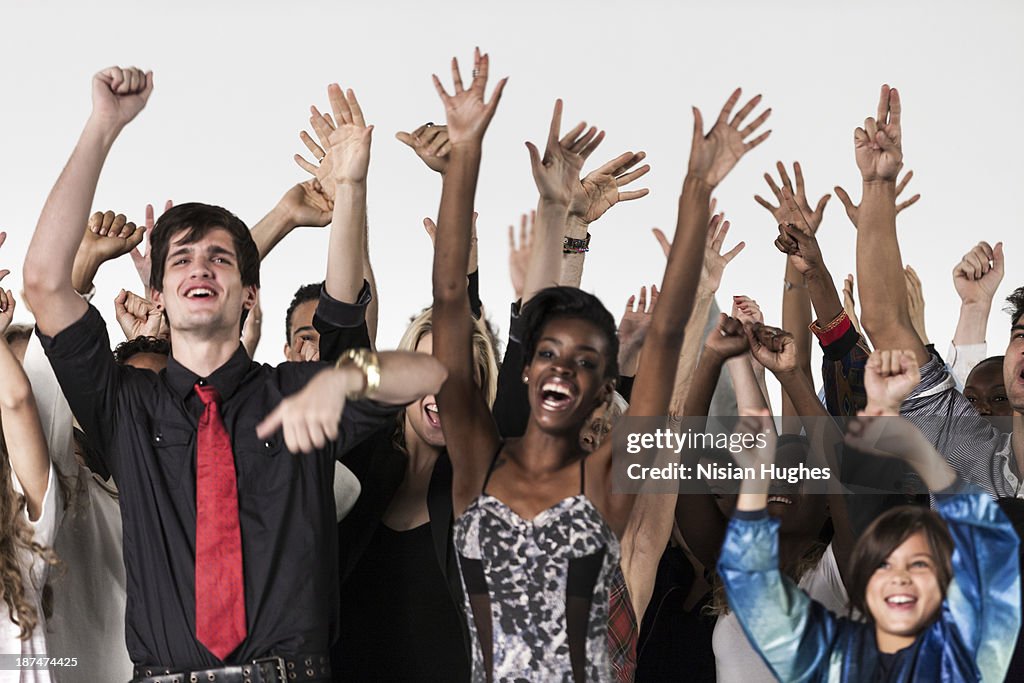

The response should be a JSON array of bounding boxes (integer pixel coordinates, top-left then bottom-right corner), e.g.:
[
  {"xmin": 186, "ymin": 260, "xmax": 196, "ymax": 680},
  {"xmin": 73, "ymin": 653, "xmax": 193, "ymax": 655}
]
[
  {"xmin": 494, "ymin": 301, "xmax": 531, "ymax": 438},
  {"xmin": 467, "ymin": 270, "xmax": 482, "ymax": 320},
  {"xmin": 36, "ymin": 305, "xmax": 128, "ymax": 480},
  {"xmin": 314, "ymin": 280, "xmax": 373, "ymax": 363}
]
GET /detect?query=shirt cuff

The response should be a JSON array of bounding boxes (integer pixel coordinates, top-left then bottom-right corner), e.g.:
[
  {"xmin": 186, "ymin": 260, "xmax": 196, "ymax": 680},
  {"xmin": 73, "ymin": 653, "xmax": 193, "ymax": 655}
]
[
  {"xmin": 316, "ymin": 280, "xmax": 371, "ymax": 329},
  {"xmin": 508, "ymin": 300, "xmax": 525, "ymax": 344},
  {"xmin": 810, "ymin": 310, "xmax": 852, "ymax": 347}
]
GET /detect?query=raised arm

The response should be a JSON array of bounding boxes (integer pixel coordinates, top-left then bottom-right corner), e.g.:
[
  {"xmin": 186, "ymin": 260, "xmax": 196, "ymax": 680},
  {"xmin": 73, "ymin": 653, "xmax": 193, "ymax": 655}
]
[
  {"xmin": 0, "ymin": 288, "xmax": 50, "ymax": 519},
  {"xmin": 24, "ymin": 66, "xmax": 153, "ymax": 335},
  {"xmin": 521, "ymin": 99, "xmax": 600, "ymax": 303},
  {"xmin": 617, "ymin": 89, "xmax": 770, "ymax": 616},
  {"xmin": 755, "ymin": 161, "xmax": 830, "ymax": 427},
  {"xmin": 949, "ymin": 241, "xmax": 1004, "ymax": 384},
  {"xmin": 71, "ymin": 211, "xmax": 144, "ymax": 295},
  {"xmin": 561, "ymin": 150, "xmax": 650, "ymax": 287},
  {"xmin": 430, "ymin": 49, "xmax": 508, "ymax": 512},
  {"xmin": 852, "ymin": 85, "xmax": 929, "ymax": 365},
  {"xmin": 249, "ymin": 180, "xmax": 333, "ymax": 259}
]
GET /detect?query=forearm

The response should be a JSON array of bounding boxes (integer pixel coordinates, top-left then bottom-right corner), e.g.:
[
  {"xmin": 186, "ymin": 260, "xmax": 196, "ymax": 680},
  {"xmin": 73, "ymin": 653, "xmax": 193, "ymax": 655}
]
[
  {"xmin": 362, "ymin": 217, "xmax": 379, "ymax": 348},
  {"xmin": 681, "ymin": 348, "xmax": 724, "ymax": 419},
  {"xmin": 558, "ymin": 214, "xmax": 589, "ymax": 288},
  {"xmin": 856, "ymin": 181, "xmax": 927, "ymax": 362},
  {"xmin": 726, "ymin": 355, "xmax": 769, "ymax": 412},
  {"xmin": 668, "ymin": 291, "xmax": 714, "ymax": 415},
  {"xmin": 325, "ymin": 183, "xmax": 368, "ymax": 304},
  {"xmin": 25, "ymin": 120, "xmax": 115, "ymax": 332},
  {"xmin": 777, "ymin": 369, "xmax": 828, "ymax": 419},
  {"xmin": 783, "ymin": 262, "xmax": 813, "ymax": 379},
  {"xmin": 250, "ymin": 203, "xmax": 299, "ymax": 260},
  {"xmin": 952, "ymin": 301, "xmax": 992, "ymax": 346},
  {"xmin": 371, "ymin": 351, "xmax": 448, "ymax": 404},
  {"xmin": 0, "ymin": 342, "xmax": 50, "ymax": 517},
  {"xmin": 70, "ymin": 252, "xmax": 102, "ymax": 295},
  {"xmin": 805, "ymin": 267, "xmax": 843, "ymax": 329},
  {"xmin": 522, "ymin": 197, "xmax": 569, "ymax": 304},
  {"xmin": 656, "ymin": 177, "xmax": 713, "ymax": 334}
]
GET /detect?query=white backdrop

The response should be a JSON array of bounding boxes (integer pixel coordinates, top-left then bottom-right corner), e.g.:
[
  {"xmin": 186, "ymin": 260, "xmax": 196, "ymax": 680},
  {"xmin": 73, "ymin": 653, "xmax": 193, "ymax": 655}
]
[{"xmin": 2, "ymin": 0, "xmax": 1022, "ymax": 406}]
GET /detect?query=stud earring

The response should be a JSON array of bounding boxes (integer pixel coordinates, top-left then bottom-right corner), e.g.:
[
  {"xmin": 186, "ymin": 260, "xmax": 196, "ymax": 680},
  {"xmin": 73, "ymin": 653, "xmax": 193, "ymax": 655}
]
[{"xmin": 522, "ymin": 376, "xmax": 529, "ymax": 384}]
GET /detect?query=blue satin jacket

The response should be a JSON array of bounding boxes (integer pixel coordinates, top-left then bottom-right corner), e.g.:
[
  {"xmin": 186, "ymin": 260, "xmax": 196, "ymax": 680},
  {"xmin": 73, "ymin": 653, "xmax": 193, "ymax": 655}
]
[{"xmin": 718, "ymin": 494, "xmax": 1020, "ymax": 682}]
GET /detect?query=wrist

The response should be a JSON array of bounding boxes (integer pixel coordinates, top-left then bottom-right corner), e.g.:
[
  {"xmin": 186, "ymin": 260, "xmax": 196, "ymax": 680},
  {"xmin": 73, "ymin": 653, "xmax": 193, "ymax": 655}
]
[
  {"xmin": 701, "ymin": 345, "xmax": 729, "ymax": 367},
  {"xmin": 83, "ymin": 116, "xmax": 123, "ymax": 147},
  {"xmin": 564, "ymin": 214, "xmax": 589, "ymax": 240},
  {"xmin": 70, "ymin": 255, "xmax": 101, "ymax": 294},
  {"xmin": 682, "ymin": 175, "xmax": 716, "ymax": 196}
]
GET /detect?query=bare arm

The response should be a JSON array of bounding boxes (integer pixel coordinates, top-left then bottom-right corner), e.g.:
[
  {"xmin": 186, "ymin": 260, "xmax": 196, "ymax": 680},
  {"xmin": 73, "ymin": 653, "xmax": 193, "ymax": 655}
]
[
  {"xmin": 0, "ymin": 290, "xmax": 50, "ymax": 519},
  {"xmin": 249, "ymin": 180, "xmax": 333, "ymax": 259},
  {"xmin": 430, "ymin": 50, "xmax": 508, "ymax": 513},
  {"xmin": 24, "ymin": 67, "xmax": 153, "ymax": 335},
  {"xmin": 852, "ymin": 86, "xmax": 929, "ymax": 366},
  {"xmin": 618, "ymin": 89, "xmax": 770, "ymax": 618}
]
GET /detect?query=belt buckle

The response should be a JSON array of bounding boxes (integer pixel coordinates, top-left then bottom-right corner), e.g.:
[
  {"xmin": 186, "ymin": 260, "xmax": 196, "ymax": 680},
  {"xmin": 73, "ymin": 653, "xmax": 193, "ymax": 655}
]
[{"xmin": 253, "ymin": 656, "xmax": 287, "ymax": 682}]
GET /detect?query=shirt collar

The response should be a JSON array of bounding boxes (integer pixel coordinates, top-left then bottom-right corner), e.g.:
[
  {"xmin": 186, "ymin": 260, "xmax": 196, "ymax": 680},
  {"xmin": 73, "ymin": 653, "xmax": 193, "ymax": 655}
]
[{"xmin": 165, "ymin": 344, "xmax": 253, "ymax": 402}]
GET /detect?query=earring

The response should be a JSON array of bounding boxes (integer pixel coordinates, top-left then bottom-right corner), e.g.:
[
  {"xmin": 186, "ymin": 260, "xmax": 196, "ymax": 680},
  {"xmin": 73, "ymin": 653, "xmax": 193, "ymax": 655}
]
[{"xmin": 522, "ymin": 376, "xmax": 529, "ymax": 384}]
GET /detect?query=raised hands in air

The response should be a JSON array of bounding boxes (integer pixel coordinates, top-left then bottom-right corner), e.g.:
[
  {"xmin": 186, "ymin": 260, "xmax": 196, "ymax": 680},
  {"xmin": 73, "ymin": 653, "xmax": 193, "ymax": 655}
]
[
  {"xmin": 952, "ymin": 241, "xmax": 1005, "ymax": 306},
  {"xmin": 396, "ymin": 123, "xmax": 452, "ymax": 174},
  {"xmin": 568, "ymin": 151, "xmax": 650, "ymax": 224},
  {"xmin": 433, "ymin": 47, "xmax": 507, "ymax": 146},
  {"xmin": 755, "ymin": 161, "xmax": 830, "ymax": 233},
  {"xmin": 90, "ymin": 66, "xmax": 154, "ymax": 131},
  {"xmin": 854, "ymin": 84, "xmax": 903, "ymax": 183},
  {"xmin": 526, "ymin": 99, "xmax": 603, "ymax": 204},
  {"xmin": 688, "ymin": 88, "xmax": 771, "ymax": 187},
  {"xmin": 130, "ymin": 200, "xmax": 173, "ymax": 293},
  {"xmin": 508, "ymin": 211, "xmax": 534, "ymax": 300}
]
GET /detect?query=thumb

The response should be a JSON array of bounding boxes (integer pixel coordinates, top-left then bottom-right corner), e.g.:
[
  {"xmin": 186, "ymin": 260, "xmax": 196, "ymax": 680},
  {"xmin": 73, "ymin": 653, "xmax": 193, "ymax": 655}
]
[
  {"xmin": 256, "ymin": 405, "xmax": 284, "ymax": 440},
  {"xmin": 993, "ymin": 242, "xmax": 1005, "ymax": 272},
  {"xmin": 525, "ymin": 141, "xmax": 541, "ymax": 169},
  {"xmin": 395, "ymin": 131, "xmax": 415, "ymax": 147},
  {"xmin": 814, "ymin": 194, "xmax": 831, "ymax": 216},
  {"xmin": 876, "ymin": 129, "xmax": 898, "ymax": 152},
  {"xmin": 722, "ymin": 241, "xmax": 746, "ymax": 263},
  {"xmin": 423, "ymin": 217, "xmax": 437, "ymax": 239},
  {"xmin": 834, "ymin": 186, "xmax": 854, "ymax": 210},
  {"xmin": 692, "ymin": 106, "xmax": 704, "ymax": 140},
  {"xmin": 114, "ymin": 288, "xmax": 128, "ymax": 310}
]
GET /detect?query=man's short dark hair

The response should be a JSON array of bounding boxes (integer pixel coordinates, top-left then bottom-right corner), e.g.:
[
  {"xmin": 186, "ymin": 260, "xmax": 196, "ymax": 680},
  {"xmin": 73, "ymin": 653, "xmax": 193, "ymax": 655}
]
[
  {"xmin": 148, "ymin": 203, "xmax": 260, "ymax": 293},
  {"xmin": 113, "ymin": 336, "xmax": 171, "ymax": 365},
  {"xmin": 1006, "ymin": 286, "xmax": 1024, "ymax": 327},
  {"xmin": 520, "ymin": 286, "xmax": 619, "ymax": 380},
  {"xmin": 285, "ymin": 282, "xmax": 322, "ymax": 344}
]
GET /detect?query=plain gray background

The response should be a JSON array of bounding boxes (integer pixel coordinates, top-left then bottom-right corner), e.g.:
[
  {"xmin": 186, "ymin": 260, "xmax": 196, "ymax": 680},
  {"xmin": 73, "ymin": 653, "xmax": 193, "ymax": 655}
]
[{"xmin": 2, "ymin": 0, "xmax": 1021, "ymax": 407}]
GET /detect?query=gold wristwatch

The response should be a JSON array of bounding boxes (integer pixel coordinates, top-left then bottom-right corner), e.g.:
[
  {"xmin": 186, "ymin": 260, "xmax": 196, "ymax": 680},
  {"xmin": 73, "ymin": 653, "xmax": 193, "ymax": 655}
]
[{"xmin": 336, "ymin": 348, "xmax": 381, "ymax": 400}]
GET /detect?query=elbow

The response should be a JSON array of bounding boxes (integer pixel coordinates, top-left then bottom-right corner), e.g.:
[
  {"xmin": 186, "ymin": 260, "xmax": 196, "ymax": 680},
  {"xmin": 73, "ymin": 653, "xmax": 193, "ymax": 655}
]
[{"xmin": 0, "ymin": 384, "xmax": 34, "ymax": 411}]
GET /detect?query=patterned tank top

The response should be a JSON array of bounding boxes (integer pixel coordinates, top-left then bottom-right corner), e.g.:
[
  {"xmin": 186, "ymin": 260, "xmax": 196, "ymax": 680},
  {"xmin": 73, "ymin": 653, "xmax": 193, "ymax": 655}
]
[{"xmin": 454, "ymin": 449, "xmax": 620, "ymax": 682}]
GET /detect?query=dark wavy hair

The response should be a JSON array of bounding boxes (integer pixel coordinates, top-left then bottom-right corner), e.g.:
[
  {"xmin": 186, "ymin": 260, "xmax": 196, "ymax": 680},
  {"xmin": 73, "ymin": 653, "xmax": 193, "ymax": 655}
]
[
  {"xmin": 1006, "ymin": 286, "xmax": 1024, "ymax": 327},
  {"xmin": 148, "ymin": 203, "xmax": 260, "ymax": 293},
  {"xmin": 113, "ymin": 336, "xmax": 171, "ymax": 365},
  {"xmin": 520, "ymin": 287, "xmax": 619, "ymax": 380},
  {"xmin": 847, "ymin": 505, "xmax": 953, "ymax": 621}
]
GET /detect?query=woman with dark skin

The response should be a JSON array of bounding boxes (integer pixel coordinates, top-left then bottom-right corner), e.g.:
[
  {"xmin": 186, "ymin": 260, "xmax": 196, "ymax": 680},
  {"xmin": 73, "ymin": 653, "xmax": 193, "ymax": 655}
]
[{"xmin": 429, "ymin": 48, "xmax": 770, "ymax": 681}]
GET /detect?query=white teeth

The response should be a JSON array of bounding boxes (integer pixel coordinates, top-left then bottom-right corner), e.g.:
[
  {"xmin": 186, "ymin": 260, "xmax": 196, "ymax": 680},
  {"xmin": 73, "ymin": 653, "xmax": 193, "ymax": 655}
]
[
  {"xmin": 541, "ymin": 381, "xmax": 572, "ymax": 397},
  {"xmin": 425, "ymin": 404, "xmax": 439, "ymax": 414},
  {"xmin": 886, "ymin": 595, "xmax": 915, "ymax": 604},
  {"xmin": 186, "ymin": 288, "xmax": 214, "ymax": 298},
  {"xmin": 767, "ymin": 495, "xmax": 792, "ymax": 505}
]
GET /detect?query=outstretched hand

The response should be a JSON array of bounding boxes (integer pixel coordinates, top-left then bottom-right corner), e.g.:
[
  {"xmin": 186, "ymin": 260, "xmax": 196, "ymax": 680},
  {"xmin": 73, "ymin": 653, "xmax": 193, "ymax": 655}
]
[
  {"xmin": 618, "ymin": 285, "xmax": 659, "ymax": 355},
  {"xmin": 508, "ymin": 211, "xmax": 534, "ymax": 300},
  {"xmin": 854, "ymin": 84, "xmax": 903, "ymax": 182},
  {"xmin": 526, "ymin": 99, "xmax": 603, "ymax": 204},
  {"xmin": 396, "ymin": 123, "xmax": 451, "ymax": 174},
  {"xmin": 772, "ymin": 187, "xmax": 826, "ymax": 277},
  {"xmin": 90, "ymin": 66, "xmax": 154, "ymax": 131},
  {"xmin": 688, "ymin": 88, "xmax": 771, "ymax": 187},
  {"xmin": 699, "ymin": 212, "xmax": 745, "ymax": 295},
  {"xmin": 754, "ymin": 161, "xmax": 830, "ymax": 234},
  {"xmin": 834, "ymin": 169, "xmax": 919, "ymax": 229},
  {"xmin": 569, "ymin": 151, "xmax": 650, "ymax": 223},
  {"xmin": 863, "ymin": 349, "xmax": 920, "ymax": 414},
  {"xmin": 325, "ymin": 85, "xmax": 373, "ymax": 185},
  {"xmin": 952, "ymin": 241, "xmax": 1004, "ymax": 306},
  {"xmin": 432, "ymin": 47, "xmax": 507, "ymax": 146}
]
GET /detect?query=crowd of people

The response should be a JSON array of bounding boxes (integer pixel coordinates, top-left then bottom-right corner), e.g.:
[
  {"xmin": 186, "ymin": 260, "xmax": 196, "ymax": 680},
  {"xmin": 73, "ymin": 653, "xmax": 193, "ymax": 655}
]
[{"xmin": 0, "ymin": 50, "xmax": 1021, "ymax": 682}]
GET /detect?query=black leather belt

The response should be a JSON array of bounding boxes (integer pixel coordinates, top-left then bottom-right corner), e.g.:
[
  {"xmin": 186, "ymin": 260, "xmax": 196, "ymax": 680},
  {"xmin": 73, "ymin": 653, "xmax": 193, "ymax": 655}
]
[{"xmin": 132, "ymin": 654, "xmax": 330, "ymax": 683}]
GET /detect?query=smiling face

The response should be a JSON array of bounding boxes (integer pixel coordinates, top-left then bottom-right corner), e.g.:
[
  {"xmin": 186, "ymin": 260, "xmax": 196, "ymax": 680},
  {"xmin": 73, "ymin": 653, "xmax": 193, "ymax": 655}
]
[
  {"xmin": 865, "ymin": 530, "xmax": 944, "ymax": 652},
  {"xmin": 1005, "ymin": 318, "xmax": 1024, "ymax": 414},
  {"xmin": 405, "ymin": 332, "xmax": 446, "ymax": 448},
  {"xmin": 525, "ymin": 317, "xmax": 613, "ymax": 436},
  {"xmin": 152, "ymin": 227, "xmax": 257, "ymax": 339},
  {"xmin": 965, "ymin": 357, "xmax": 1011, "ymax": 419}
]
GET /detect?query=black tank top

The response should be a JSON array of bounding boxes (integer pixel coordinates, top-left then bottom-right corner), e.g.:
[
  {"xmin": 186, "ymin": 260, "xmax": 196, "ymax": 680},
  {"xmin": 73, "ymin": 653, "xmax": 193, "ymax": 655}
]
[{"xmin": 338, "ymin": 521, "xmax": 470, "ymax": 681}]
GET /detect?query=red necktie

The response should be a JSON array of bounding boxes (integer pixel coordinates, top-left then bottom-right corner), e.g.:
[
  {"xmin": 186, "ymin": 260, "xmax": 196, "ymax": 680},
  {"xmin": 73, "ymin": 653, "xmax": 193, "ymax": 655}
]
[{"xmin": 194, "ymin": 382, "xmax": 247, "ymax": 660}]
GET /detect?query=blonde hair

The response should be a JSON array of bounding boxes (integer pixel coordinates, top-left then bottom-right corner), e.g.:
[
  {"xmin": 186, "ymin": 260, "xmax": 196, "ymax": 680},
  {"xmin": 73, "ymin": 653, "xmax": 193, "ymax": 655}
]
[{"xmin": 397, "ymin": 307, "xmax": 499, "ymax": 407}]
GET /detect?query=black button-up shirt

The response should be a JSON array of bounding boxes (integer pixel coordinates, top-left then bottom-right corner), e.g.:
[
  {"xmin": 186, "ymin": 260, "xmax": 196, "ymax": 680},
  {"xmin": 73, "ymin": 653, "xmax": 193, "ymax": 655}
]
[{"xmin": 37, "ymin": 303, "xmax": 398, "ymax": 669}]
